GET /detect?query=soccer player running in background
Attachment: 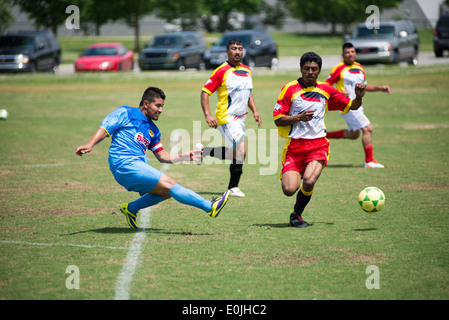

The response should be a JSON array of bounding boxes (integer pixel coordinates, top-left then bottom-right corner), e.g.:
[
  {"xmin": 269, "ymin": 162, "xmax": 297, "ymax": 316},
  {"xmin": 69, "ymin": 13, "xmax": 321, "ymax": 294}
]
[
  {"xmin": 273, "ymin": 52, "xmax": 366, "ymax": 228},
  {"xmin": 199, "ymin": 38, "xmax": 261, "ymax": 198},
  {"xmin": 75, "ymin": 87, "xmax": 230, "ymax": 230},
  {"xmin": 325, "ymin": 42, "xmax": 391, "ymax": 168}
]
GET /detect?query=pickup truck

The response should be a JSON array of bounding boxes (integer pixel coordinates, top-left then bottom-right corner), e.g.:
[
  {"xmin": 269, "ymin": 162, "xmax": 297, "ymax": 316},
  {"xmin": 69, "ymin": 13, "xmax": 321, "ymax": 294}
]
[{"xmin": 345, "ymin": 20, "xmax": 420, "ymax": 65}]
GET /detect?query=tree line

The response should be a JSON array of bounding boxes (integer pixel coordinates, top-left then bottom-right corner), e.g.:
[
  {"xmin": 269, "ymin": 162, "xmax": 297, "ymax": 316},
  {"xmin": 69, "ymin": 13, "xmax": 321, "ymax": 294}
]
[{"xmin": 2, "ymin": 0, "xmax": 408, "ymax": 51}]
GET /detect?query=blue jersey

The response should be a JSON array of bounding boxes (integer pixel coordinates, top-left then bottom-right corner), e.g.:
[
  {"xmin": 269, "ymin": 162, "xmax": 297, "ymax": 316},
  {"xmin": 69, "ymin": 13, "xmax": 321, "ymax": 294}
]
[{"xmin": 100, "ymin": 106, "xmax": 163, "ymax": 172}]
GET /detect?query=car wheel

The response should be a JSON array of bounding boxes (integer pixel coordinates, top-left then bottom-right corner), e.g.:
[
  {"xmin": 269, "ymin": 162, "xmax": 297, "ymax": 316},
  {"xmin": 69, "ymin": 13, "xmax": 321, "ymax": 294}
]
[
  {"xmin": 391, "ymin": 51, "xmax": 399, "ymax": 64},
  {"xmin": 177, "ymin": 59, "xmax": 186, "ymax": 71},
  {"xmin": 29, "ymin": 62, "xmax": 37, "ymax": 73},
  {"xmin": 408, "ymin": 50, "xmax": 418, "ymax": 66},
  {"xmin": 270, "ymin": 56, "xmax": 279, "ymax": 70},
  {"xmin": 196, "ymin": 58, "xmax": 205, "ymax": 71},
  {"xmin": 434, "ymin": 45, "xmax": 443, "ymax": 57}
]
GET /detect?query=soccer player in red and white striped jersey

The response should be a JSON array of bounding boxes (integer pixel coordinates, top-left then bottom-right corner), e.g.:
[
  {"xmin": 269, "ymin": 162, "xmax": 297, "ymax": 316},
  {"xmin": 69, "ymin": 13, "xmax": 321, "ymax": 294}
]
[
  {"xmin": 200, "ymin": 39, "xmax": 261, "ymax": 197},
  {"xmin": 273, "ymin": 52, "xmax": 366, "ymax": 227},
  {"xmin": 325, "ymin": 42, "xmax": 391, "ymax": 168}
]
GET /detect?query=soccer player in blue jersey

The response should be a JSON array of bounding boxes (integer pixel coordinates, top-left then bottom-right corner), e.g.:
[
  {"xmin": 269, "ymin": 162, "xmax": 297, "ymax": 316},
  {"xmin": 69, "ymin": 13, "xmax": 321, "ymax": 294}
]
[{"xmin": 76, "ymin": 87, "xmax": 230, "ymax": 230}]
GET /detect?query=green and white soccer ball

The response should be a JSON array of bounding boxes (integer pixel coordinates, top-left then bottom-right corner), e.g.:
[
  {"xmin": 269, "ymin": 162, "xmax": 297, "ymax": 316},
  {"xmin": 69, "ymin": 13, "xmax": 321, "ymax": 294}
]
[{"xmin": 358, "ymin": 187, "xmax": 385, "ymax": 213}]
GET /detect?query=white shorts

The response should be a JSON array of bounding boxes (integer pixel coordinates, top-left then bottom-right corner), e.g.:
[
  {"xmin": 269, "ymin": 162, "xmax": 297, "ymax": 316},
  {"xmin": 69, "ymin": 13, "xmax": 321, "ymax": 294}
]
[
  {"xmin": 218, "ymin": 119, "xmax": 246, "ymax": 149},
  {"xmin": 341, "ymin": 107, "xmax": 370, "ymax": 131}
]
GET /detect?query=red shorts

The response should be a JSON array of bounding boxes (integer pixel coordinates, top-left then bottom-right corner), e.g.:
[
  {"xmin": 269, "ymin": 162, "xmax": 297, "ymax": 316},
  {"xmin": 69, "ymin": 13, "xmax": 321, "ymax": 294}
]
[{"xmin": 281, "ymin": 137, "xmax": 330, "ymax": 175}]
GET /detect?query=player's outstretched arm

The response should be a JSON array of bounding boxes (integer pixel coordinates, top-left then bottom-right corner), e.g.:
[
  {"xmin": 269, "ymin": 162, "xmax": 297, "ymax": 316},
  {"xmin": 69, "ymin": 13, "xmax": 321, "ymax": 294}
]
[
  {"xmin": 75, "ymin": 128, "xmax": 108, "ymax": 156},
  {"xmin": 350, "ymin": 83, "xmax": 367, "ymax": 110},
  {"xmin": 154, "ymin": 149, "xmax": 202, "ymax": 164},
  {"xmin": 366, "ymin": 84, "xmax": 391, "ymax": 94}
]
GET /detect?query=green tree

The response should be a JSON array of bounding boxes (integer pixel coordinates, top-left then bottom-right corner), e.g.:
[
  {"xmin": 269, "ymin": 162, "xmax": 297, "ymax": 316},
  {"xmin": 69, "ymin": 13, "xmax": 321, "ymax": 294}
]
[
  {"xmin": 0, "ymin": 0, "xmax": 14, "ymax": 33},
  {"xmin": 82, "ymin": 0, "xmax": 154, "ymax": 51},
  {"xmin": 14, "ymin": 0, "xmax": 81, "ymax": 35},
  {"xmin": 153, "ymin": 0, "xmax": 203, "ymax": 31},
  {"xmin": 282, "ymin": 0, "xmax": 402, "ymax": 34},
  {"xmin": 204, "ymin": 0, "xmax": 261, "ymax": 31},
  {"xmin": 154, "ymin": 0, "xmax": 262, "ymax": 32}
]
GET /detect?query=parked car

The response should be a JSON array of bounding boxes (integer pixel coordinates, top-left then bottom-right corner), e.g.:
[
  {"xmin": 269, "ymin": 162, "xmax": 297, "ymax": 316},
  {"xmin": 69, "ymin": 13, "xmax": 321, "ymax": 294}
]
[
  {"xmin": 204, "ymin": 29, "xmax": 278, "ymax": 69},
  {"xmin": 434, "ymin": 15, "xmax": 449, "ymax": 57},
  {"xmin": 139, "ymin": 32, "xmax": 206, "ymax": 71},
  {"xmin": 346, "ymin": 20, "xmax": 420, "ymax": 65},
  {"xmin": 74, "ymin": 43, "xmax": 134, "ymax": 72},
  {"xmin": 0, "ymin": 31, "xmax": 61, "ymax": 72}
]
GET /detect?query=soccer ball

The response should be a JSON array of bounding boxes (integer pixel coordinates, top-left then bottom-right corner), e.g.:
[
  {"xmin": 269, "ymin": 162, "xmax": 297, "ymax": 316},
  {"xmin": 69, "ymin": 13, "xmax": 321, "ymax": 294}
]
[
  {"xmin": 0, "ymin": 109, "xmax": 8, "ymax": 120},
  {"xmin": 358, "ymin": 187, "xmax": 385, "ymax": 213}
]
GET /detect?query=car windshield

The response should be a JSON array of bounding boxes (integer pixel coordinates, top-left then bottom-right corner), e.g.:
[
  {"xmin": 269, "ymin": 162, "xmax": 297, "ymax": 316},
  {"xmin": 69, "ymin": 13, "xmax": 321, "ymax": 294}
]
[
  {"xmin": 150, "ymin": 36, "xmax": 183, "ymax": 48},
  {"xmin": 215, "ymin": 35, "xmax": 252, "ymax": 47},
  {"xmin": 82, "ymin": 47, "xmax": 118, "ymax": 56},
  {"xmin": 354, "ymin": 26, "xmax": 395, "ymax": 39},
  {"xmin": 0, "ymin": 36, "xmax": 34, "ymax": 49}
]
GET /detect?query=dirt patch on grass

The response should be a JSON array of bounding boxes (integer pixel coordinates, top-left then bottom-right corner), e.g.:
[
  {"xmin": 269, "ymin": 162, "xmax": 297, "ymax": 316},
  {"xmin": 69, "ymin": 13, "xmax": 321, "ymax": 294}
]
[
  {"xmin": 400, "ymin": 183, "xmax": 449, "ymax": 191},
  {"xmin": 402, "ymin": 123, "xmax": 449, "ymax": 130}
]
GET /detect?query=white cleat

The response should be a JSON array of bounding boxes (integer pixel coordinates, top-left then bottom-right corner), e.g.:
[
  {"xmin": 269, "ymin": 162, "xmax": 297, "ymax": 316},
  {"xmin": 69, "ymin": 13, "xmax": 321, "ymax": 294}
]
[
  {"xmin": 229, "ymin": 187, "xmax": 245, "ymax": 197},
  {"xmin": 364, "ymin": 160, "xmax": 385, "ymax": 168}
]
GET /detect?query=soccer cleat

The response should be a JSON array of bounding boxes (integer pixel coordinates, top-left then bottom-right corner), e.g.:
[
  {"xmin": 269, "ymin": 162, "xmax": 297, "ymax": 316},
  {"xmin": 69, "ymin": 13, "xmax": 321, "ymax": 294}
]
[
  {"xmin": 289, "ymin": 213, "xmax": 308, "ymax": 228},
  {"xmin": 195, "ymin": 143, "xmax": 205, "ymax": 165},
  {"xmin": 120, "ymin": 203, "xmax": 138, "ymax": 230},
  {"xmin": 364, "ymin": 160, "xmax": 385, "ymax": 168},
  {"xmin": 208, "ymin": 190, "xmax": 231, "ymax": 218},
  {"xmin": 229, "ymin": 187, "xmax": 245, "ymax": 197}
]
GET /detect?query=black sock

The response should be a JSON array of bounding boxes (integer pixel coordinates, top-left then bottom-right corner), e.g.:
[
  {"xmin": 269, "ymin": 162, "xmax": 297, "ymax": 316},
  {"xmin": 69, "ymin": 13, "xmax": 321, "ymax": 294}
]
[
  {"xmin": 228, "ymin": 163, "xmax": 243, "ymax": 189},
  {"xmin": 294, "ymin": 187, "xmax": 313, "ymax": 215},
  {"xmin": 203, "ymin": 146, "xmax": 227, "ymax": 160}
]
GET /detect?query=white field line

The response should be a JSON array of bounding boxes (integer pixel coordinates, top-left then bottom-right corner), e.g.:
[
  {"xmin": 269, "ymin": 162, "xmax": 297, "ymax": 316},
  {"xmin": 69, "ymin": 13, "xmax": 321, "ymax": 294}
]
[
  {"xmin": 0, "ymin": 240, "xmax": 128, "ymax": 250},
  {"xmin": 114, "ymin": 163, "xmax": 171, "ymax": 300}
]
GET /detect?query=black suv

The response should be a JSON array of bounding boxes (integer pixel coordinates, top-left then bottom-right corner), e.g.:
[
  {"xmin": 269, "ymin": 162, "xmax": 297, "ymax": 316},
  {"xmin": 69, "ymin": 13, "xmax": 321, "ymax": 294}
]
[
  {"xmin": 204, "ymin": 29, "xmax": 278, "ymax": 69},
  {"xmin": 139, "ymin": 32, "xmax": 206, "ymax": 71},
  {"xmin": 434, "ymin": 15, "xmax": 449, "ymax": 57},
  {"xmin": 0, "ymin": 31, "xmax": 61, "ymax": 72}
]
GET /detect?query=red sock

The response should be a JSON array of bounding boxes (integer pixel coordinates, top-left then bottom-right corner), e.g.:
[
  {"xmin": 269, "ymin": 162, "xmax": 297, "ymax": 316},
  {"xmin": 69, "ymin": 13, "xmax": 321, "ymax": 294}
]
[
  {"xmin": 364, "ymin": 144, "xmax": 374, "ymax": 163},
  {"xmin": 327, "ymin": 129, "xmax": 345, "ymax": 139}
]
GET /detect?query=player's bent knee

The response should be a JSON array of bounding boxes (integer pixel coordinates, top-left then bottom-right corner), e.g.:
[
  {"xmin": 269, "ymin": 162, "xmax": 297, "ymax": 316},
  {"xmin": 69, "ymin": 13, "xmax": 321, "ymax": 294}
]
[
  {"xmin": 282, "ymin": 185, "xmax": 298, "ymax": 197},
  {"xmin": 151, "ymin": 174, "xmax": 176, "ymax": 199}
]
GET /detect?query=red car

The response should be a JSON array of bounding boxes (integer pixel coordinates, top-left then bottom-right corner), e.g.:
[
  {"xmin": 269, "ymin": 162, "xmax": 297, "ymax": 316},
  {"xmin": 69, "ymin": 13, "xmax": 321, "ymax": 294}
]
[{"xmin": 74, "ymin": 43, "xmax": 134, "ymax": 71}]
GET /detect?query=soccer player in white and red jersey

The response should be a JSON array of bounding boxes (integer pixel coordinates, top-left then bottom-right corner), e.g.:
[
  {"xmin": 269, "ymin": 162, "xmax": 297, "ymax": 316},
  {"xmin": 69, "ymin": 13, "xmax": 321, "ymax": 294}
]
[
  {"xmin": 273, "ymin": 52, "xmax": 366, "ymax": 227},
  {"xmin": 325, "ymin": 42, "xmax": 391, "ymax": 168},
  {"xmin": 199, "ymin": 38, "xmax": 261, "ymax": 198}
]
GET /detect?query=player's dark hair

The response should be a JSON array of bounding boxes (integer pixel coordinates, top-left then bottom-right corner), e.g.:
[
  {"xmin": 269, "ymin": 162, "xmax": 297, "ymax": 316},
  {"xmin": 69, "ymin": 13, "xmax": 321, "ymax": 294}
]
[
  {"xmin": 140, "ymin": 87, "xmax": 166, "ymax": 106},
  {"xmin": 226, "ymin": 38, "xmax": 242, "ymax": 49},
  {"xmin": 343, "ymin": 42, "xmax": 355, "ymax": 51},
  {"xmin": 300, "ymin": 52, "xmax": 322, "ymax": 70}
]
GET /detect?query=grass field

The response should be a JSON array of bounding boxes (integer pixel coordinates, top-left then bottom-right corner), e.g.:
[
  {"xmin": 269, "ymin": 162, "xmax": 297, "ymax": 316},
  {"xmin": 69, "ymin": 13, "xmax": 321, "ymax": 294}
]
[{"xmin": 0, "ymin": 62, "xmax": 449, "ymax": 301}]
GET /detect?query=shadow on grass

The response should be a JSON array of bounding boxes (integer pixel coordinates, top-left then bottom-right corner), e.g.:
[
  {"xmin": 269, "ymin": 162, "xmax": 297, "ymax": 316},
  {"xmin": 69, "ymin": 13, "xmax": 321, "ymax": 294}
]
[
  {"xmin": 252, "ymin": 221, "xmax": 335, "ymax": 229},
  {"xmin": 60, "ymin": 227, "xmax": 212, "ymax": 236}
]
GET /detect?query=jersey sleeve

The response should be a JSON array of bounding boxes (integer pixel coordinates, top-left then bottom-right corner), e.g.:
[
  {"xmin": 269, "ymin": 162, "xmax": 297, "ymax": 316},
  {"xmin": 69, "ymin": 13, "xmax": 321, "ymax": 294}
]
[
  {"xmin": 327, "ymin": 86, "xmax": 352, "ymax": 113},
  {"xmin": 100, "ymin": 107, "xmax": 127, "ymax": 136},
  {"xmin": 148, "ymin": 125, "xmax": 163, "ymax": 154},
  {"xmin": 273, "ymin": 83, "xmax": 293, "ymax": 120},
  {"xmin": 202, "ymin": 67, "xmax": 225, "ymax": 95},
  {"xmin": 273, "ymin": 83, "xmax": 294, "ymax": 139},
  {"xmin": 325, "ymin": 64, "xmax": 342, "ymax": 86}
]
